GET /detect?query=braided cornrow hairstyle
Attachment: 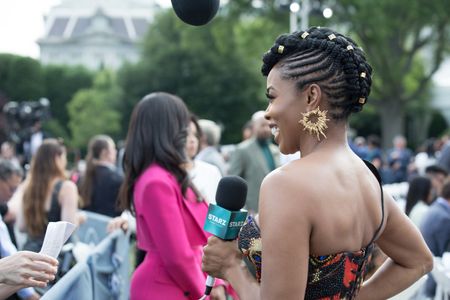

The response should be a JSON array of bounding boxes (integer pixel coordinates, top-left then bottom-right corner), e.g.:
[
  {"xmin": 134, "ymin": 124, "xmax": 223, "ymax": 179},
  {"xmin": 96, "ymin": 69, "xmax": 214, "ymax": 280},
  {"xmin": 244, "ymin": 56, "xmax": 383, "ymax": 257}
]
[{"xmin": 262, "ymin": 27, "xmax": 372, "ymax": 120}]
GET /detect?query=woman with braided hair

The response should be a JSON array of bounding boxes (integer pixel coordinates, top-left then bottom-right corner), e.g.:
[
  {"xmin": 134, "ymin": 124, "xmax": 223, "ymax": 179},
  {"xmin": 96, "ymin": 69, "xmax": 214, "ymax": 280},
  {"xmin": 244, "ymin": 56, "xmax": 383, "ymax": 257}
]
[{"xmin": 201, "ymin": 27, "xmax": 433, "ymax": 299}]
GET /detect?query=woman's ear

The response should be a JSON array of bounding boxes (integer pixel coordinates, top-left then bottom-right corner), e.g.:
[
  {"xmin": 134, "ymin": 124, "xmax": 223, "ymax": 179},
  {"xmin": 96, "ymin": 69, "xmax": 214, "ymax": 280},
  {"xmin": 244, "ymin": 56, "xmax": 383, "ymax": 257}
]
[{"xmin": 305, "ymin": 83, "xmax": 322, "ymax": 108}]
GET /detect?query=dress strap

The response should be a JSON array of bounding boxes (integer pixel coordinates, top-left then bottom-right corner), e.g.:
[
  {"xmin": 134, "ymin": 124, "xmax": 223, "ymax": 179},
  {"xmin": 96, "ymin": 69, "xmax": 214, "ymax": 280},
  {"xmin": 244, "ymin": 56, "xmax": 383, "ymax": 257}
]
[
  {"xmin": 53, "ymin": 180, "xmax": 64, "ymax": 197},
  {"xmin": 363, "ymin": 160, "xmax": 385, "ymax": 245},
  {"xmin": 48, "ymin": 180, "xmax": 64, "ymax": 223}
]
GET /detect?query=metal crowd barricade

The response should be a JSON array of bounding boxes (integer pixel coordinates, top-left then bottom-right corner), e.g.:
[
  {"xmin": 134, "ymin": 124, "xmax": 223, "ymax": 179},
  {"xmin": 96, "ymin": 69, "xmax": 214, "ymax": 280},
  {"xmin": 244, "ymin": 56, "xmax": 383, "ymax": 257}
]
[
  {"xmin": 87, "ymin": 229, "xmax": 131, "ymax": 300},
  {"xmin": 74, "ymin": 210, "xmax": 113, "ymax": 245},
  {"xmin": 41, "ymin": 261, "xmax": 94, "ymax": 300},
  {"xmin": 42, "ymin": 229, "xmax": 131, "ymax": 300},
  {"xmin": 41, "ymin": 209, "xmax": 131, "ymax": 300}
]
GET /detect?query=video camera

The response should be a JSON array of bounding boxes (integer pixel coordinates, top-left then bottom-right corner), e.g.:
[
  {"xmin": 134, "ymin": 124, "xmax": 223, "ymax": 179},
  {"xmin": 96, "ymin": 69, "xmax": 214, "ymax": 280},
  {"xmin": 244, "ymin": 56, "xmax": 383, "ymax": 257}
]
[{"xmin": 3, "ymin": 98, "xmax": 51, "ymax": 144}]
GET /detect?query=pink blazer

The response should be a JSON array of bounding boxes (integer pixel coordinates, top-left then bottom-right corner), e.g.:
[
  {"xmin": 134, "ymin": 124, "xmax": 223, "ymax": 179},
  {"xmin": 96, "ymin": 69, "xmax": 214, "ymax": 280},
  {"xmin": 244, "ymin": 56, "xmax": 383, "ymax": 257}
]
[{"xmin": 130, "ymin": 163, "xmax": 212, "ymax": 300}]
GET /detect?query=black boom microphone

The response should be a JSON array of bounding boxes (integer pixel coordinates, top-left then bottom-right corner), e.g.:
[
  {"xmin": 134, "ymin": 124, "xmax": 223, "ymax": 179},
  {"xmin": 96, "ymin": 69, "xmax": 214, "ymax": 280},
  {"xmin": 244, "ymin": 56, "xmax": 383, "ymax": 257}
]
[{"xmin": 171, "ymin": 0, "xmax": 220, "ymax": 26}]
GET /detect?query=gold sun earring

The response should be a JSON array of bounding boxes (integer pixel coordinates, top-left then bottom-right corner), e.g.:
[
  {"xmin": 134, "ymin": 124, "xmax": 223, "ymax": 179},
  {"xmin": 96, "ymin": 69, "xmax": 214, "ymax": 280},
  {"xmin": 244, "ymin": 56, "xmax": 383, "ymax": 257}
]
[{"xmin": 298, "ymin": 107, "xmax": 330, "ymax": 141}]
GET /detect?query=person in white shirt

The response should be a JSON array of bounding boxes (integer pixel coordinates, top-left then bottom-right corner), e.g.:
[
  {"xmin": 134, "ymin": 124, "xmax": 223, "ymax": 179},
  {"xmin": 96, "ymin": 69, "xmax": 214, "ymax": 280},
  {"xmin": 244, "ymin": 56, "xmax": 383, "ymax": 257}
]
[{"xmin": 186, "ymin": 115, "xmax": 222, "ymax": 204}]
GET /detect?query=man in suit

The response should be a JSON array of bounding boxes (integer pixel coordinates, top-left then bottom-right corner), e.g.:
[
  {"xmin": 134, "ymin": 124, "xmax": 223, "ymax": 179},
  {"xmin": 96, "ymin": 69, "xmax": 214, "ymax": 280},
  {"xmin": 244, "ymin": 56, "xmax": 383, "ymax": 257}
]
[
  {"xmin": 420, "ymin": 179, "xmax": 450, "ymax": 298},
  {"xmin": 228, "ymin": 111, "xmax": 279, "ymax": 213},
  {"xmin": 386, "ymin": 135, "xmax": 413, "ymax": 183}
]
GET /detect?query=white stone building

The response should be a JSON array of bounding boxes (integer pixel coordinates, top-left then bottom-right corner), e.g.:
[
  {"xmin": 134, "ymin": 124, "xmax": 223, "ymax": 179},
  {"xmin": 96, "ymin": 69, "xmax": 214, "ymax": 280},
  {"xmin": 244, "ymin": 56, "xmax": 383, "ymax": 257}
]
[{"xmin": 38, "ymin": 0, "xmax": 158, "ymax": 70}]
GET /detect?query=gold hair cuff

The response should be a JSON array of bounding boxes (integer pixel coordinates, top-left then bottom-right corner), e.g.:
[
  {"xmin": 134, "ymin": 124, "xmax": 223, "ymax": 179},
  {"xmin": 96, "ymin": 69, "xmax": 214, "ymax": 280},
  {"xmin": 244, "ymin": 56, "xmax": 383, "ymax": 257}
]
[
  {"xmin": 277, "ymin": 45, "xmax": 285, "ymax": 54},
  {"xmin": 328, "ymin": 34, "xmax": 336, "ymax": 40},
  {"xmin": 346, "ymin": 45, "xmax": 354, "ymax": 51},
  {"xmin": 360, "ymin": 72, "xmax": 366, "ymax": 78},
  {"xmin": 301, "ymin": 32, "xmax": 309, "ymax": 39},
  {"xmin": 358, "ymin": 97, "xmax": 366, "ymax": 104}
]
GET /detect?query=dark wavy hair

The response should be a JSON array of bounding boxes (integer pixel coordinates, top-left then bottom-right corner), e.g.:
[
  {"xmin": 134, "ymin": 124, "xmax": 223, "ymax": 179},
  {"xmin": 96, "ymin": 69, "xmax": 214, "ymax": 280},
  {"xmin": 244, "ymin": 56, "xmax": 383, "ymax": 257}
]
[
  {"xmin": 405, "ymin": 176, "xmax": 432, "ymax": 216},
  {"xmin": 119, "ymin": 92, "xmax": 191, "ymax": 214},
  {"xmin": 79, "ymin": 135, "xmax": 113, "ymax": 207},
  {"xmin": 261, "ymin": 27, "xmax": 372, "ymax": 120}
]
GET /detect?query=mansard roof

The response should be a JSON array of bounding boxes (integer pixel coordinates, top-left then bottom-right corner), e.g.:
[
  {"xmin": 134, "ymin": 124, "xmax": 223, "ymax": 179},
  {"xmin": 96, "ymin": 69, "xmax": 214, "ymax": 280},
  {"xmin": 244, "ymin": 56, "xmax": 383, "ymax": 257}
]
[
  {"xmin": 43, "ymin": 10, "xmax": 149, "ymax": 42},
  {"xmin": 39, "ymin": 0, "xmax": 156, "ymax": 44}
]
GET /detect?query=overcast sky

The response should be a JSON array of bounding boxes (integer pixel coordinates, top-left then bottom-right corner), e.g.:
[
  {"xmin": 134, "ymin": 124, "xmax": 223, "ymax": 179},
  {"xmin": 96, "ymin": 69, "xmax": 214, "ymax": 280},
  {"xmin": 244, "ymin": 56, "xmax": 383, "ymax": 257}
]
[{"xmin": 0, "ymin": 0, "xmax": 170, "ymax": 58}]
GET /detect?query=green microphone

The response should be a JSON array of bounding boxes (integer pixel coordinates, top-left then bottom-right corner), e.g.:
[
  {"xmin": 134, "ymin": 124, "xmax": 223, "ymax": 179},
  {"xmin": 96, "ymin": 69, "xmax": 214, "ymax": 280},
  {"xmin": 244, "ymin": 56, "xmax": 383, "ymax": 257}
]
[
  {"xmin": 202, "ymin": 175, "xmax": 248, "ymax": 297},
  {"xmin": 204, "ymin": 175, "xmax": 248, "ymax": 239}
]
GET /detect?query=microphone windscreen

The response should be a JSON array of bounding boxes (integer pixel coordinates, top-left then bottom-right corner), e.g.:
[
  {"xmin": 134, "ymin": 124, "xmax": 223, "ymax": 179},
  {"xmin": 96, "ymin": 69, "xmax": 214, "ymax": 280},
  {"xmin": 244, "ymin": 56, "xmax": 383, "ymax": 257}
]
[
  {"xmin": 215, "ymin": 176, "xmax": 247, "ymax": 211},
  {"xmin": 171, "ymin": 0, "xmax": 220, "ymax": 26}
]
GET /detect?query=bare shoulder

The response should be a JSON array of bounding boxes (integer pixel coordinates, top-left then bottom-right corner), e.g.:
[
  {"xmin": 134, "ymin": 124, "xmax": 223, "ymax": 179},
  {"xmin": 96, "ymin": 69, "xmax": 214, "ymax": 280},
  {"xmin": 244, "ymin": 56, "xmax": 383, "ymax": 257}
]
[
  {"xmin": 262, "ymin": 157, "xmax": 326, "ymax": 193},
  {"xmin": 60, "ymin": 180, "xmax": 77, "ymax": 192},
  {"xmin": 259, "ymin": 162, "xmax": 315, "ymax": 226},
  {"xmin": 258, "ymin": 162, "xmax": 313, "ymax": 297},
  {"xmin": 55, "ymin": 180, "xmax": 79, "ymax": 210},
  {"xmin": 59, "ymin": 180, "xmax": 79, "ymax": 204}
]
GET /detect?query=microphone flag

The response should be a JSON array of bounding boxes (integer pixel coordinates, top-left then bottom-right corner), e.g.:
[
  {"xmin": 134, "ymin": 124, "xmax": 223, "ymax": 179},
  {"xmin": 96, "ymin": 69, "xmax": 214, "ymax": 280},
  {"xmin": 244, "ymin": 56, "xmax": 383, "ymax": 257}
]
[{"xmin": 204, "ymin": 204, "xmax": 247, "ymax": 240}]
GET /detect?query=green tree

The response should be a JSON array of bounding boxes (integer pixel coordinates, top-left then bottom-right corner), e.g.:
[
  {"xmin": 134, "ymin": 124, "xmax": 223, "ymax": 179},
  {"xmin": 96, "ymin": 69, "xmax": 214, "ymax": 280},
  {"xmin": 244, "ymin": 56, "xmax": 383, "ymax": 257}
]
[
  {"xmin": 43, "ymin": 65, "xmax": 94, "ymax": 140},
  {"xmin": 118, "ymin": 10, "xmax": 262, "ymax": 143},
  {"xmin": 219, "ymin": 1, "xmax": 450, "ymax": 147},
  {"xmin": 334, "ymin": 0, "xmax": 450, "ymax": 147},
  {"xmin": 428, "ymin": 110, "xmax": 448, "ymax": 138},
  {"xmin": 0, "ymin": 54, "xmax": 45, "ymax": 100},
  {"xmin": 68, "ymin": 70, "xmax": 122, "ymax": 149},
  {"xmin": 0, "ymin": 55, "xmax": 95, "ymax": 142},
  {"xmin": 233, "ymin": 14, "xmax": 288, "ymax": 91},
  {"xmin": 117, "ymin": 62, "xmax": 149, "ymax": 135},
  {"xmin": 0, "ymin": 54, "xmax": 46, "ymax": 144}
]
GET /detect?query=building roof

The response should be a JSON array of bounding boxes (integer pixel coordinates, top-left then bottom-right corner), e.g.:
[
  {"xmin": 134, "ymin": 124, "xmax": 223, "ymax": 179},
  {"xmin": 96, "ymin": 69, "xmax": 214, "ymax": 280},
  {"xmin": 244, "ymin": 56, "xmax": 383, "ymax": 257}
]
[
  {"xmin": 39, "ymin": 0, "xmax": 156, "ymax": 44},
  {"xmin": 42, "ymin": 10, "xmax": 149, "ymax": 43}
]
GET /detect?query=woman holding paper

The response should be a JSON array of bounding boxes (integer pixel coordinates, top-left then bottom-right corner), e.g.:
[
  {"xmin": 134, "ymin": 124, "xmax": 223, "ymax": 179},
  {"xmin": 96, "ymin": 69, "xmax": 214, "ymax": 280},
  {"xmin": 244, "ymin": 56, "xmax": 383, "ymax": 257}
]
[
  {"xmin": 20, "ymin": 139, "xmax": 79, "ymax": 252},
  {"xmin": 0, "ymin": 251, "xmax": 58, "ymax": 299}
]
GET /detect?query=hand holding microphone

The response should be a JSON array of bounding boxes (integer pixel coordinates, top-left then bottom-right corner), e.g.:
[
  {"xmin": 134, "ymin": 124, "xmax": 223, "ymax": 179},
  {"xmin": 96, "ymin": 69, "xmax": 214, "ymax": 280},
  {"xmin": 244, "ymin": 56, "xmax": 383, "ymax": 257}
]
[
  {"xmin": 202, "ymin": 237, "xmax": 243, "ymax": 278},
  {"xmin": 201, "ymin": 176, "xmax": 248, "ymax": 298}
]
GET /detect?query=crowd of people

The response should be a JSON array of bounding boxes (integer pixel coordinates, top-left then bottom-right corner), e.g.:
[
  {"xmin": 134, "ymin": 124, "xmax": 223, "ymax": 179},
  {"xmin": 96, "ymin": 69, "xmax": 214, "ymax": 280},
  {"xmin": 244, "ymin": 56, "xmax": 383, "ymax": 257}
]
[
  {"xmin": 349, "ymin": 132, "xmax": 450, "ymax": 298},
  {"xmin": 0, "ymin": 26, "xmax": 448, "ymax": 300},
  {"xmin": 350, "ymin": 133, "xmax": 450, "ymax": 184}
]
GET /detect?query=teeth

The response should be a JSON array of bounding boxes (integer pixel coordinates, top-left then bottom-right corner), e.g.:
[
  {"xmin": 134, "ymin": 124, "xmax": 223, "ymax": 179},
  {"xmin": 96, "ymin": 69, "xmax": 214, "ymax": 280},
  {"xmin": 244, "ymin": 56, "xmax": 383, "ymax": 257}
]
[{"xmin": 271, "ymin": 127, "xmax": 279, "ymax": 135}]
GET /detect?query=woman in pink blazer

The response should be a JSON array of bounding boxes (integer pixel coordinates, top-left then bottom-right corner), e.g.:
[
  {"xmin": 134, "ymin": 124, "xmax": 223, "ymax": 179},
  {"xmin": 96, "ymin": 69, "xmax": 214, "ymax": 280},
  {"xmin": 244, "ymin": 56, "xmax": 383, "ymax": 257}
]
[{"xmin": 119, "ymin": 92, "xmax": 225, "ymax": 300}]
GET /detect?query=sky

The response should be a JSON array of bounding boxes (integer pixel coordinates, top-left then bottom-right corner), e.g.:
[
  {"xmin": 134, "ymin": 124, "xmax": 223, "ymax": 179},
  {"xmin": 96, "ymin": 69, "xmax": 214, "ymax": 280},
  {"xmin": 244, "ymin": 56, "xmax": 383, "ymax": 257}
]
[
  {"xmin": 0, "ymin": 0, "xmax": 171, "ymax": 58},
  {"xmin": 0, "ymin": 0, "xmax": 60, "ymax": 58}
]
